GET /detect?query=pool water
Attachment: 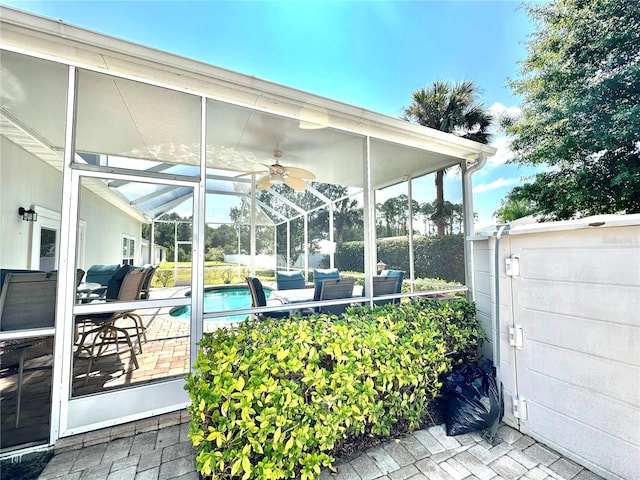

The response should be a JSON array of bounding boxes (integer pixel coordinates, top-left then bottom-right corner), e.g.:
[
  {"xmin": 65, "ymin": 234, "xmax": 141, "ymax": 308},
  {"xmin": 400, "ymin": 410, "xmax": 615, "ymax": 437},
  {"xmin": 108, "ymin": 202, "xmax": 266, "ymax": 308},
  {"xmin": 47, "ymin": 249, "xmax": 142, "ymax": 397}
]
[{"xmin": 169, "ymin": 287, "xmax": 271, "ymax": 321}]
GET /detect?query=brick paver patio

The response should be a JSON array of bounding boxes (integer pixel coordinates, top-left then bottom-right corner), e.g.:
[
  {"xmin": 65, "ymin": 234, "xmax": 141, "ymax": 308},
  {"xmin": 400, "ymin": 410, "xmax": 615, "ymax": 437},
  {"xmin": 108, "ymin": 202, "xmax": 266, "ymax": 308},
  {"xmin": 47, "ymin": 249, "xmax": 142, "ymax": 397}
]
[{"xmin": 37, "ymin": 411, "xmax": 603, "ymax": 480}]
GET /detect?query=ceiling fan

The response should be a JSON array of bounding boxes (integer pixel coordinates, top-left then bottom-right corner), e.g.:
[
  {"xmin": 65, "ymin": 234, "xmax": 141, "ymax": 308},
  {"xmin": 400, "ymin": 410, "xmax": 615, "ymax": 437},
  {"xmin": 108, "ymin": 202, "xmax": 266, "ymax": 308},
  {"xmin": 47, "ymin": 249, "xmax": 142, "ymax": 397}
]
[{"xmin": 252, "ymin": 150, "xmax": 315, "ymax": 191}]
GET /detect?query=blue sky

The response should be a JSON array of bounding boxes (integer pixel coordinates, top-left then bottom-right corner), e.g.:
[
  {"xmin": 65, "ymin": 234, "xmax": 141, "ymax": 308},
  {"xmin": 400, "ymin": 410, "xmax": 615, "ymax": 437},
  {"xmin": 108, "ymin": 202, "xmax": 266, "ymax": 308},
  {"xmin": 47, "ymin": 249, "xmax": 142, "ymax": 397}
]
[{"xmin": 2, "ymin": 0, "xmax": 542, "ymax": 227}]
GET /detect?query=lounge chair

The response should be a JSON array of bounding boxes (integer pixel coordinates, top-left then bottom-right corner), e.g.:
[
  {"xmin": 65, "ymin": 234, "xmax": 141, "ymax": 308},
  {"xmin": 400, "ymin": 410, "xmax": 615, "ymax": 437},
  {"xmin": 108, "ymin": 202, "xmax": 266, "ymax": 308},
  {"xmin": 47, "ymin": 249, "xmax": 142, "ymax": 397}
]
[
  {"xmin": 0, "ymin": 271, "xmax": 57, "ymax": 427},
  {"xmin": 245, "ymin": 277, "xmax": 290, "ymax": 320},
  {"xmin": 74, "ymin": 267, "xmax": 147, "ymax": 382},
  {"xmin": 318, "ymin": 278, "xmax": 355, "ymax": 315},
  {"xmin": 275, "ymin": 270, "xmax": 305, "ymax": 290}
]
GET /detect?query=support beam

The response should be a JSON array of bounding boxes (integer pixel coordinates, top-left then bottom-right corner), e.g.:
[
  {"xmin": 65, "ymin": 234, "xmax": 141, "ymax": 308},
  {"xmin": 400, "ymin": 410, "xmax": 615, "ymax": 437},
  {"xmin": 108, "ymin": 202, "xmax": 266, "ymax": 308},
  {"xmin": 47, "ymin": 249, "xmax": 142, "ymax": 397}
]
[{"xmin": 407, "ymin": 177, "xmax": 415, "ymax": 291}]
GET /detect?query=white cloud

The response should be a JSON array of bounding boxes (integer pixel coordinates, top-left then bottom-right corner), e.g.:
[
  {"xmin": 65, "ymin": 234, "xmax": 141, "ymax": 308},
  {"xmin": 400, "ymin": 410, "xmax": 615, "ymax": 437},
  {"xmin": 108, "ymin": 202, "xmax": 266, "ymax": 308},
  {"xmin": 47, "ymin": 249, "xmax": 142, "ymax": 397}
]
[
  {"xmin": 489, "ymin": 101, "xmax": 521, "ymax": 118},
  {"xmin": 473, "ymin": 177, "xmax": 520, "ymax": 194},
  {"xmin": 487, "ymin": 135, "xmax": 515, "ymax": 169},
  {"xmin": 487, "ymin": 101, "xmax": 521, "ymax": 136}
]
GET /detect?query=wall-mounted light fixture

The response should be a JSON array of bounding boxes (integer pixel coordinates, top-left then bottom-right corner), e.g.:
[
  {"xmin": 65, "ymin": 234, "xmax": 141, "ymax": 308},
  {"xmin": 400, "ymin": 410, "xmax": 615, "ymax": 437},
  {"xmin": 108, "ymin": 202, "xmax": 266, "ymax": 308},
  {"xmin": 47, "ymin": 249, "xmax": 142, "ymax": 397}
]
[{"xmin": 18, "ymin": 207, "xmax": 38, "ymax": 222}]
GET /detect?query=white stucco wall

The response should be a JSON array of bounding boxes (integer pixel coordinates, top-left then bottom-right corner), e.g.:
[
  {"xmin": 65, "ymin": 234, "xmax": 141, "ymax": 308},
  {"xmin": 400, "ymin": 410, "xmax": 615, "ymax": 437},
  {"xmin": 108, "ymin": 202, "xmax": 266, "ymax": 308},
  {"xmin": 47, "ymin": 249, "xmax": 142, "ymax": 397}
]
[
  {"xmin": 78, "ymin": 187, "xmax": 141, "ymax": 269},
  {"xmin": 0, "ymin": 138, "xmax": 64, "ymax": 268},
  {"xmin": 1, "ymin": 137, "xmax": 142, "ymax": 271}
]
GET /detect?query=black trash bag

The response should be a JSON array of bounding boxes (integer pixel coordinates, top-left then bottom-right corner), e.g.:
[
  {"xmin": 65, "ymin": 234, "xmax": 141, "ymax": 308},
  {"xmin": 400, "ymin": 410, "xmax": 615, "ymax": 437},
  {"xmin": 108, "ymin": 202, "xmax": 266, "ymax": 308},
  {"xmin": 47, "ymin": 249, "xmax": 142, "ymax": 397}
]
[{"xmin": 443, "ymin": 359, "xmax": 501, "ymax": 437}]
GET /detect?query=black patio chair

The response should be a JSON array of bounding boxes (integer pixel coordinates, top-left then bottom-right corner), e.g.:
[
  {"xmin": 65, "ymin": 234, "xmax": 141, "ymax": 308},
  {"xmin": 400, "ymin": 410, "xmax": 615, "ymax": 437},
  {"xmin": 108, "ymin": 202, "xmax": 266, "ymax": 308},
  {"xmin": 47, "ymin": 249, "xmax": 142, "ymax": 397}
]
[{"xmin": 245, "ymin": 277, "xmax": 290, "ymax": 320}]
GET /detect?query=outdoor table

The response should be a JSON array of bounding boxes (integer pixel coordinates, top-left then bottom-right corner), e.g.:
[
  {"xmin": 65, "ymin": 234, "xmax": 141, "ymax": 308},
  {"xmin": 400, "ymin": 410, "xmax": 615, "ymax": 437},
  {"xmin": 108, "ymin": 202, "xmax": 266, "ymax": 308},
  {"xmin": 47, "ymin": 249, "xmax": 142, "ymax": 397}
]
[{"xmin": 76, "ymin": 282, "xmax": 103, "ymax": 303}]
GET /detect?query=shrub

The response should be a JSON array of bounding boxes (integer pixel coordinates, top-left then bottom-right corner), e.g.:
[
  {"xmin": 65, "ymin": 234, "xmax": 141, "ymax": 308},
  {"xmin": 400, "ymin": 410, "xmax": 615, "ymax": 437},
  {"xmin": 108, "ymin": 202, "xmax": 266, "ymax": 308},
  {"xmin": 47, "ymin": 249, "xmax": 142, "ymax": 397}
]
[
  {"xmin": 206, "ymin": 247, "xmax": 225, "ymax": 262},
  {"xmin": 336, "ymin": 235, "xmax": 465, "ymax": 284},
  {"xmin": 185, "ymin": 298, "xmax": 483, "ymax": 480},
  {"xmin": 153, "ymin": 269, "xmax": 173, "ymax": 287}
]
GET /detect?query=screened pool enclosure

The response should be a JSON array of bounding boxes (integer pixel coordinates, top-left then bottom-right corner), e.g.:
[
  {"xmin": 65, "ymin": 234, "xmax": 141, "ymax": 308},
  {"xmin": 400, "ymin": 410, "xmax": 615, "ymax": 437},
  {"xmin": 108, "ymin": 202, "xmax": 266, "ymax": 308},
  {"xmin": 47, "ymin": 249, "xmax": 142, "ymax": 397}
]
[{"xmin": 0, "ymin": 6, "xmax": 495, "ymax": 455}]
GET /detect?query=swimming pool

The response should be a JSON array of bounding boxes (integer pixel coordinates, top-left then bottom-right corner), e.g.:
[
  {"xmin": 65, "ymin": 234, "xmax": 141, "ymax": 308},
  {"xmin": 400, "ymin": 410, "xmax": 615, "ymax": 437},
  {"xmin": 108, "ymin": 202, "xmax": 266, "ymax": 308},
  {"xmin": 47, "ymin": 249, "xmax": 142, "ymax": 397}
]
[{"xmin": 169, "ymin": 286, "xmax": 271, "ymax": 321}]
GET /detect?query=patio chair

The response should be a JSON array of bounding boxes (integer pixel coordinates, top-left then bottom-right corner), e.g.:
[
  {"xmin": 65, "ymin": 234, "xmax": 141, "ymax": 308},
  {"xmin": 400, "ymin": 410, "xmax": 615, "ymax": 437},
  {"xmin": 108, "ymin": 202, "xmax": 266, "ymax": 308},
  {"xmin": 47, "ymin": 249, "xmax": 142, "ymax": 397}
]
[
  {"xmin": 139, "ymin": 264, "xmax": 157, "ymax": 300},
  {"xmin": 372, "ymin": 275, "xmax": 399, "ymax": 306},
  {"xmin": 123, "ymin": 264, "xmax": 155, "ymax": 347},
  {"xmin": 74, "ymin": 267, "xmax": 147, "ymax": 382},
  {"xmin": 245, "ymin": 277, "xmax": 290, "ymax": 320},
  {"xmin": 0, "ymin": 271, "xmax": 57, "ymax": 427},
  {"xmin": 381, "ymin": 269, "xmax": 404, "ymax": 303},
  {"xmin": 318, "ymin": 278, "xmax": 355, "ymax": 316},
  {"xmin": 312, "ymin": 268, "xmax": 340, "ymax": 301},
  {"xmin": 75, "ymin": 268, "xmax": 86, "ymax": 287},
  {"xmin": 0, "ymin": 268, "xmax": 44, "ymax": 291},
  {"xmin": 105, "ymin": 264, "xmax": 136, "ymax": 299},
  {"xmin": 275, "ymin": 270, "xmax": 305, "ymax": 290}
]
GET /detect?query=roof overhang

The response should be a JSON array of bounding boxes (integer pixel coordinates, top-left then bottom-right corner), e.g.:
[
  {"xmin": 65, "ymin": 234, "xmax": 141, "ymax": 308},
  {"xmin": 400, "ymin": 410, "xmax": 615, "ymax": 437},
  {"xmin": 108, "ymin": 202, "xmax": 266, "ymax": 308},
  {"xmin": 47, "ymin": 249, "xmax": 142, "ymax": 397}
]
[{"xmin": 0, "ymin": 6, "xmax": 496, "ymax": 222}]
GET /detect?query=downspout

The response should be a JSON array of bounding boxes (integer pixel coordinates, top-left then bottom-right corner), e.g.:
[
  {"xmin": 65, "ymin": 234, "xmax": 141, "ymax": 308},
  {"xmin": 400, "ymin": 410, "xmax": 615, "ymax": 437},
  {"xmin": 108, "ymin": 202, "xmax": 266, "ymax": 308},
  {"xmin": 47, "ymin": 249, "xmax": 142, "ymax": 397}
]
[
  {"xmin": 461, "ymin": 152, "xmax": 487, "ymax": 301},
  {"xmin": 488, "ymin": 223, "xmax": 510, "ymax": 441}
]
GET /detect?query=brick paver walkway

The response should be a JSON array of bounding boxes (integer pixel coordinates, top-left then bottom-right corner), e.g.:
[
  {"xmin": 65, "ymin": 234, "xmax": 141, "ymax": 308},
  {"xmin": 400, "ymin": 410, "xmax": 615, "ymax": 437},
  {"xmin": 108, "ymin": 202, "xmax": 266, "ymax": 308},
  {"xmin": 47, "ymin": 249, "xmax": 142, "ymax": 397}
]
[{"xmin": 37, "ymin": 411, "xmax": 603, "ymax": 480}]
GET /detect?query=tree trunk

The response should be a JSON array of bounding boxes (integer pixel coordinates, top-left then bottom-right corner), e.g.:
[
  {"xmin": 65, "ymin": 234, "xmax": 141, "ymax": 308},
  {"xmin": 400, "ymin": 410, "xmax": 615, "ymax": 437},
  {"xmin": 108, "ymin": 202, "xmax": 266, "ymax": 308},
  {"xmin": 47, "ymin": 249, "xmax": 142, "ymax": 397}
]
[{"xmin": 434, "ymin": 170, "xmax": 445, "ymax": 236}]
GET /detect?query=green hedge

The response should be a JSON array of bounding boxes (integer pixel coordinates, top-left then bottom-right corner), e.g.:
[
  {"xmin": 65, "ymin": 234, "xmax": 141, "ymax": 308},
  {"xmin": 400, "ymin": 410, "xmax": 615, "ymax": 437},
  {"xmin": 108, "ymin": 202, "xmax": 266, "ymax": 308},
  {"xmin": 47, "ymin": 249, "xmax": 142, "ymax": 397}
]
[
  {"xmin": 185, "ymin": 298, "xmax": 483, "ymax": 480},
  {"xmin": 335, "ymin": 235, "xmax": 465, "ymax": 284}
]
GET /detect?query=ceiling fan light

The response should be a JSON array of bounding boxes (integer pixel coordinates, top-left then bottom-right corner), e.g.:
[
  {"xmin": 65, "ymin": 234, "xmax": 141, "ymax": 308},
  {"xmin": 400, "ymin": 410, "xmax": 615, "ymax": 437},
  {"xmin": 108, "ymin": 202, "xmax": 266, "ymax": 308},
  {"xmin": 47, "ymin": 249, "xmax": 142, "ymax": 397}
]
[{"xmin": 270, "ymin": 174, "xmax": 284, "ymax": 185}]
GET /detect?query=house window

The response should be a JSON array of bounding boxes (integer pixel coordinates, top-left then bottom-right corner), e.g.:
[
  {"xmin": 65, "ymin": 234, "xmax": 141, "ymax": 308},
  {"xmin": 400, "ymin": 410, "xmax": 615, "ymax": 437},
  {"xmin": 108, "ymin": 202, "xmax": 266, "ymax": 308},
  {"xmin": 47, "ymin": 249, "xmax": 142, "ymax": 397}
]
[
  {"xmin": 122, "ymin": 235, "xmax": 136, "ymax": 265},
  {"xmin": 40, "ymin": 227, "xmax": 57, "ymax": 271}
]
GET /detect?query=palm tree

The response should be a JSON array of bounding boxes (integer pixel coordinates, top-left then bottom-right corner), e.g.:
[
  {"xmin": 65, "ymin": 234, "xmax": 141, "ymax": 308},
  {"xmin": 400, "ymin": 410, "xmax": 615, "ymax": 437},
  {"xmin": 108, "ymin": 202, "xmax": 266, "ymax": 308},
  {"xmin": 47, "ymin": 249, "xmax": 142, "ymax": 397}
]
[{"xmin": 402, "ymin": 80, "xmax": 492, "ymax": 235}]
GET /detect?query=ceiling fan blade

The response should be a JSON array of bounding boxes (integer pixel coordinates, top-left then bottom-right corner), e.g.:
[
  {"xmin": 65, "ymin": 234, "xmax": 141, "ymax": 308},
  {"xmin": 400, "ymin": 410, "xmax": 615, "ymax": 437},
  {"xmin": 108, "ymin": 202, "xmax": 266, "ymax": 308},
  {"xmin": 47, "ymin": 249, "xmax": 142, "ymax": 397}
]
[
  {"xmin": 284, "ymin": 175, "xmax": 308, "ymax": 191},
  {"xmin": 257, "ymin": 175, "xmax": 272, "ymax": 190},
  {"xmin": 283, "ymin": 166, "xmax": 315, "ymax": 180}
]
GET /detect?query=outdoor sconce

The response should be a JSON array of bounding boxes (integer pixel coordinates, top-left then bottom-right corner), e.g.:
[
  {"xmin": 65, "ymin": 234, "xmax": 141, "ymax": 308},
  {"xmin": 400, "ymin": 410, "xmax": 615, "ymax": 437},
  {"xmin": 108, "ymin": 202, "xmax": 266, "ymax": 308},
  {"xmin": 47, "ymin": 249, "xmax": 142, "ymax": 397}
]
[
  {"xmin": 376, "ymin": 261, "xmax": 387, "ymax": 274},
  {"xmin": 18, "ymin": 207, "xmax": 37, "ymax": 222}
]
